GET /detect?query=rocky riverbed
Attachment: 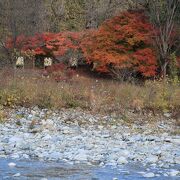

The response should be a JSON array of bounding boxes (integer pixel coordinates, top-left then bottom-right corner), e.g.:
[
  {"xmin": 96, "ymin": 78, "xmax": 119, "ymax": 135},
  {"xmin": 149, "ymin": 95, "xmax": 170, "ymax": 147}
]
[{"xmin": 0, "ymin": 107, "xmax": 180, "ymax": 179}]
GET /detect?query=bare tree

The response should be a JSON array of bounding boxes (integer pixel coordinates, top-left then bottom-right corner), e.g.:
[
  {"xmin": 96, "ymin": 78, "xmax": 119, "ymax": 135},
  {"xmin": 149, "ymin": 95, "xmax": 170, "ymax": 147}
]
[
  {"xmin": 0, "ymin": 0, "xmax": 47, "ymax": 66},
  {"xmin": 85, "ymin": 0, "xmax": 129, "ymax": 29},
  {"xmin": 147, "ymin": 0, "xmax": 179, "ymax": 78}
]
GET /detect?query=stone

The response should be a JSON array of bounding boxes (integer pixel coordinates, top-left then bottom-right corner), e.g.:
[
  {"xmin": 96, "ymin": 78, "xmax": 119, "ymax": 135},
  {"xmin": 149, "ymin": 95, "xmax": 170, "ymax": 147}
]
[
  {"xmin": 164, "ymin": 113, "xmax": 171, "ymax": 118},
  {"xmin": 74, "ymin": 150, "xmax": 88, "ymax": 161},
  {"xmin": 119, "ymin": 150, "xmax": 129, "ymax": 157},
  {"xmin": 9, "ymin": 136, "xmax": 23, "ymax": 144},
  {"xmin": 11, "ymin": 154, "xmax": 20, "ymax": 159},
  {"xmin": 42, "ymin": 134, "xmax": 52, "ymax": 140},
  {"xmin": 8, "ymin": 162, "xmax": 16, "ymax": 167},
  {"xmin": 22, "ymin": 154, "xmax": 29, "ymax": 159},
  {"xmin": 117, "ymin": 157, "xmax": 128, "ymax": 164},
  {"xmin": 174, "ymin": 156, "xmax": 180, "ymax": 164},
  {"xmin": 171, "ymin": 139, "xmax": 180, "ymax": 145},
  {"xmin": 13, "ymin": 173, "xmax": 21, "ymax": 177},
  {"xmin": 168, "ymin": 170, "xmax": 179, "ymax": 176},
  {"xmin": 143, "ymin": 172, "xmax": 155, "ymax": 178},
  {"xmin": 42, "ymin": 119, "xmax": 55, "ymax": 130},
  {"xmin": 63, "ymin": 129, "xmax": 71, "ymax": 134},
  {"xmin": 49, "ymin": 152, "xmax": 62, "ymax": 160},
  {"xmin": 146, "ymin": 155, "xmax": 158, "ymax": 163},
  {"xmin": 102, "ymin": 134, "xmax": 111, "ymax": 138}
]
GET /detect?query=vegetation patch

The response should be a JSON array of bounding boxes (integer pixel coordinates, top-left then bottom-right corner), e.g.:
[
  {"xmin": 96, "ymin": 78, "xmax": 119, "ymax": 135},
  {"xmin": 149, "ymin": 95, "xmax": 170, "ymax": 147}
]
[{"xmin": 0, "ymin": 69, "xmax": 179, "ymax": 116}]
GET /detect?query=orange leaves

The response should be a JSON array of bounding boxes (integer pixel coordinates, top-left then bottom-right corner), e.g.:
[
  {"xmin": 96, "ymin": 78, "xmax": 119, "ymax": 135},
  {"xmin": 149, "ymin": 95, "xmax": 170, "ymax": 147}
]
[
  {"xmin": 6, "ymin": 32, "xmax": 82, "ymax": 58},
  {"xmin": 132, "ymin": 48, "xmax": 157, "ymax": 76},
  {"xmin": 81, "ymin": 10, "xmax": 157, "ymax": 77},
  {"xmin": 6, "ymin": 10, "xmax": 158, "ymax": 77},
  {"xmin": 34, "ymin": 47, "xmax": 46, "ymax": 55}
]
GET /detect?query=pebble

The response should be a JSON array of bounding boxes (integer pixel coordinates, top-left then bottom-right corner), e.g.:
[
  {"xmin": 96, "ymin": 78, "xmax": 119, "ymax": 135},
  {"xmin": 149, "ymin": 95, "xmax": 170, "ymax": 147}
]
[
  {"xmin": 168, "ymin": 170, "xmax": 179, "ymax": 176},
  {"xmin": 143, "ymin": 172, "xmax": 155, "ymax": 178},
  {"xmin": 146, "ymin": 156, "xmax": 158, "ymax": 163},
  {"xmin": 13, "ymin": 173, "xmax": 21, "ymax": 177},
  {"xmin": 8, "ymin": 162, "xmax": 16, "ymax": 167},
  {"xmin": 0, "ymin": 107, "xmax": 179, "ymax": 173},
  {"xmin": 117, "ymin": 157, "xmax": 128, "ymax": 164}
]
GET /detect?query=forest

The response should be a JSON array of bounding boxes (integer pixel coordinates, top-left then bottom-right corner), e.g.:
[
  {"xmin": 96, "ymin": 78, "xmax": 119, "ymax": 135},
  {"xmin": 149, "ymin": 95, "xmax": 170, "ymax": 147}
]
[{"xmin": 0, "ymin": 0, "xmax": 179, "ymax": 78}]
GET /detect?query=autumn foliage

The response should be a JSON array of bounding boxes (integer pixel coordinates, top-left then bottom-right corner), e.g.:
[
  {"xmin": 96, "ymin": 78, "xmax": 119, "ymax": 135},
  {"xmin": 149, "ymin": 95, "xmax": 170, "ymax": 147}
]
[
  {"xmin": 6, "ymin": 32, "xmax": 81, "ymax": 58},
  {"xmin": 6, "ymin": 10, "xmax": 158, "ymax": 77},
  {"xmin": 80, "ymin": 10, "xmax": 157, "ymax": 77}
]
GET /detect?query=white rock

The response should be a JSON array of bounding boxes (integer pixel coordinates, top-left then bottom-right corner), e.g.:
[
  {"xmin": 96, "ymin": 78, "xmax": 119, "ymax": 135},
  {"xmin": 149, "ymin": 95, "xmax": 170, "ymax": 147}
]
[
  {"xmin": 106, "ymin": 161, "xmax": 117, "ymax": 166},
  {"xmin": 63, "ymin": 129, "xmax": 71, "ymax": 134},
  {"xmin": 74, "ymin": 153, "xmax": 88, "ymax": 161},
  {"xmin": 102, "ymin": 134, "xmax": 110, "ymax": 138},
  {"xmin": 8, "ymin": 162, "xmax": 16, "ymax": 167},
  {"xmin": 146, "ymin": 155, "xmax": 158, "ymax": 163},
  {"xmin": 74, "ymin": 149, "xmax": 89, "ymax": 161},
  {"xmin": 168, "ymin": 170, "xmax": 179, "ymax": 176},
  {"xmin": 42, "ymin": 134, "xmax": 52, "ymax": 140},
  {"xmin": 22, "ymin": 154, "xmax": 29, "ymax": 159},
  {"xmin": 9, "ymin": 136, "xmax": 23, "ymax": 144},
  {"xmin": 13, "ymin": 173, "xmax": 21, "ymax": 177},
  {"xmin": 164, "ymin": 113, "xmax": 171, "ymax": 118},
  {"xmin": 27, "ymin": 114, "xmax": 33, "ymax": 119},
  {"xmin": 143, "ymin": 172, "xmax": 155, "ymax": 178},
  {"xmin": 11, "ymin": 154, "xmax": 20, "ymax": 159},
  {"xmin": 117, "ymin": 157, "xmax": 128, "ymax": 164},
  {"xmin": 49, "ymin": 152, "xmax": 62, "ymax": 160},
  {"xmin": 42, "ymin": 119, "xmax": 55, "ymax": 130},
  {"xmin": 121, "ymin": 150, "xmax": 129, "ymax": 156},
  {"xmin": 175, "ymin": 156, "xmax": 180, "ymax": 164},
  {"xmin": 171, "ymin": 139, "xmax": 180, "ymax": 145}
]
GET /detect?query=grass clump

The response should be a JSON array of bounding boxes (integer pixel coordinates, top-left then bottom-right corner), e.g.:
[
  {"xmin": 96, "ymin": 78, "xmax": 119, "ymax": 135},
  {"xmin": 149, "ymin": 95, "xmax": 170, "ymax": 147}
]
[
  {"xmin": 0, "ymin": 106, "xmax": 6, "ymax": 123},
  {"xmin": 0, "ymin": 69, "xmax": 179, "ymax": 116}
]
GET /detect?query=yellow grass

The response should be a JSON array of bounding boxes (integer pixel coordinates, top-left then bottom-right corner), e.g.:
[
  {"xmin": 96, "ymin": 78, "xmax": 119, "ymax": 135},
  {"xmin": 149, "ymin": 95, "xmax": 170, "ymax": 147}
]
[{"xmin": 0, "ymin": 69, "xmax": 179, "ymax": 116}]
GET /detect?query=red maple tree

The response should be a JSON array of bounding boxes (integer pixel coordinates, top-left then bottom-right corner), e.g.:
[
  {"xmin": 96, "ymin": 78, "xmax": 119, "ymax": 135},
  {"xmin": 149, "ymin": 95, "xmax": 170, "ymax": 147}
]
[
  {"xmin": 6, "ymin": 32, "xmax": 81, "ymax": 58},
  {"xmin": 6, "ymin": 10, "xmax": 158, "ymax": 77},
  {"xmin": 80, "ymin": 10, "xmax": 157, "ymax": 77}
]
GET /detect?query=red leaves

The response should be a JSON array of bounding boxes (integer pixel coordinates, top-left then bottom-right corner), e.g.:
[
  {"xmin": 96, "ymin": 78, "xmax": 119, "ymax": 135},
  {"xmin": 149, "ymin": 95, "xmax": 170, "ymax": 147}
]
[
  {"xmin": 6, "ymin": 32, "xmax": 81, "ymax": 58},
  {"xmin": 6, "ymin": 10, "xmax": 158, "ymax": 77},
  {"xmin": 81, "ymin": 10, "xmax": 157, "ymax": 77},
  {"xmin": 34, "ymin": 47, "xmax": 46, "ymax": 55},
  {"xmin": 132, "ymin": 48, "xmax": 157, "ymax": 76}
]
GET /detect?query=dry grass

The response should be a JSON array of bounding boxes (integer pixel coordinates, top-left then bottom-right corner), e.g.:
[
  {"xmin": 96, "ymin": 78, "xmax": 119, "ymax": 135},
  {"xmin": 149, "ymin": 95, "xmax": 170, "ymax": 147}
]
[
  {"xmin": 0, "ymin": 68, "xmax": 179, "ymax": 116},
  {"xmin": 0, "ymin": 105, "xmax": 6, "ymax": 123}
]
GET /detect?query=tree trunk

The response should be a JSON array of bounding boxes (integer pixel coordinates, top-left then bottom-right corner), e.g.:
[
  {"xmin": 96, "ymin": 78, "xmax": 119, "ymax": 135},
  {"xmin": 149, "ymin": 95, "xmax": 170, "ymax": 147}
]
[{"xmin": 161, "ymin": 59, "xmax": 168, "ymax": 79}]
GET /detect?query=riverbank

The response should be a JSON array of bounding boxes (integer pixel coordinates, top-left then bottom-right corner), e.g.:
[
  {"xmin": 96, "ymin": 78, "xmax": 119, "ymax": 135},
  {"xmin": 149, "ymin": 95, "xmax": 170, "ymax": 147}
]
[{"xmin": 0, "ymin": 107, "xmax": 180, "ymax": 179}]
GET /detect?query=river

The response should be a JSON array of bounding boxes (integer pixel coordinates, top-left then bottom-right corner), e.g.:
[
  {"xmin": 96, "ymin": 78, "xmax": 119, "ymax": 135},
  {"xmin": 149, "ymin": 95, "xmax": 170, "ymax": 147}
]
[{"xmin": 0, "ymin": 158, "xmax": 179, "ymax": 180}]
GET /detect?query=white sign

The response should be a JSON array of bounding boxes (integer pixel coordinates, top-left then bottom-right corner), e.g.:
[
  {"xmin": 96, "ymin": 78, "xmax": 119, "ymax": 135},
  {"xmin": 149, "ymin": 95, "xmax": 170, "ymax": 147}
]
[
  {"xmin": 70, "ymin": 57, "xmax": 78, "ymax": 67},
  {"xmin": 44, "ymin": 57, "xmax": 52, "ymax": 67},
  {"xmin": 16, "ymin": 57, "xmax": 24, "ymax": 66}
]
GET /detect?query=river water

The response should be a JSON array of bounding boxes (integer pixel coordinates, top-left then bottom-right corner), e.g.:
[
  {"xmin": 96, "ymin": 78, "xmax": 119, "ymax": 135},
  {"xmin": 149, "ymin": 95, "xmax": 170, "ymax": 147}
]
[{"xmin": 0, "ymin": 158, "xmax": 179, "ymax": 180}]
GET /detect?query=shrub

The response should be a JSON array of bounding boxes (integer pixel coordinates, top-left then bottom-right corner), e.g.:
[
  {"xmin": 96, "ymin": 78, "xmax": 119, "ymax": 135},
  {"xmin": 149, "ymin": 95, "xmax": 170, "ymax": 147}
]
[{"xmin": 6, "ymin": 32, "xmax": 81, "ymax": 60}]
